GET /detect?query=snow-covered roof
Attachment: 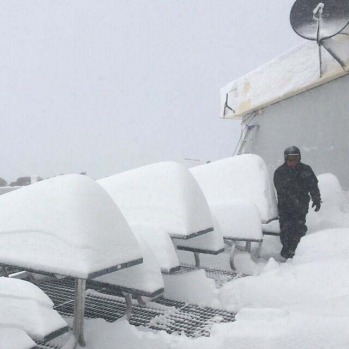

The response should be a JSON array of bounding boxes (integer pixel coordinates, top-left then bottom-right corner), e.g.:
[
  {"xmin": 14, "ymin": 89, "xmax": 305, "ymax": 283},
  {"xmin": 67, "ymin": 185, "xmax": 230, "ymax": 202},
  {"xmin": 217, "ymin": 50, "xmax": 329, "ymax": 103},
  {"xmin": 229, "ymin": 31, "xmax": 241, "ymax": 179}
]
[
  {"xmin": 190, "ymin": 154, "xmax": 278, "ymax": 223},
  {"xmin": 98, "ymin": 161, "xmax": 214, "ymax": 239},
  {"xmin": 0, "ymin": 277, "xmax": 67, "ymax": 342},
  {"xmin": 0, "ymin": 174, "xmax": 142, "ymax": 279},
  {"xmin": 221, "ymin": 34, "xmax": 349, "ymax": 119}
]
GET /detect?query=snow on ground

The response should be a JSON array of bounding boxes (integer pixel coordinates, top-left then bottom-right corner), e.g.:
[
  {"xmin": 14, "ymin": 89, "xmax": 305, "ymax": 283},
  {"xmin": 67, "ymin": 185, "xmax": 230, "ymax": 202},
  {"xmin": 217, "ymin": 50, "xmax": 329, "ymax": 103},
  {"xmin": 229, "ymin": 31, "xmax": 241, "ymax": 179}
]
[
  {"xmin": 2, "ymin": 169, "xmax": 349, "ymax": 348},
  {"xmin": 74, "ymin": 172, "xmax": 349, "ymax": 348}
]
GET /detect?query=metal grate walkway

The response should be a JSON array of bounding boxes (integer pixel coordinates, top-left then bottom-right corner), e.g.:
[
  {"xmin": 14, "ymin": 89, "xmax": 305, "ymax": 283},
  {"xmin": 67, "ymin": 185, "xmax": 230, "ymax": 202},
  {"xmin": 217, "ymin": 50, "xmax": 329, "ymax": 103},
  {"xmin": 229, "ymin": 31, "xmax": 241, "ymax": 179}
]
[{"xmin": 34, "ymin": 267, "xmax": 238, "ymax": 348}]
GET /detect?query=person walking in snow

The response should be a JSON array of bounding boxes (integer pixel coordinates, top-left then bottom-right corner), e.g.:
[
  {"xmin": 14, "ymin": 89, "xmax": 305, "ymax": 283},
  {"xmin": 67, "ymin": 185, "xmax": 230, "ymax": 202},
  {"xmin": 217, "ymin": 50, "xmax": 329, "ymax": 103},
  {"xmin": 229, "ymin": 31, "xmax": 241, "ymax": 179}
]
[{"xmin": 273, "ymin": 146, "xmax": 321, "ymax": 259}]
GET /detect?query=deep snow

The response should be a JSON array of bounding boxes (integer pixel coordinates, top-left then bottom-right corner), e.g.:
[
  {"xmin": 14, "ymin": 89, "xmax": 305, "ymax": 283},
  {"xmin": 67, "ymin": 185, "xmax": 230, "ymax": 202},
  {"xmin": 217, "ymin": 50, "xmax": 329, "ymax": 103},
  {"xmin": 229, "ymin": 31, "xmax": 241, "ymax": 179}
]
[
  {"xmin": 2, "ymin": 166, "xmax": 349, "ymax": 348},
  {"xmin": 74, "ymin": 172, "xmax": 349, "ymax": 348}
]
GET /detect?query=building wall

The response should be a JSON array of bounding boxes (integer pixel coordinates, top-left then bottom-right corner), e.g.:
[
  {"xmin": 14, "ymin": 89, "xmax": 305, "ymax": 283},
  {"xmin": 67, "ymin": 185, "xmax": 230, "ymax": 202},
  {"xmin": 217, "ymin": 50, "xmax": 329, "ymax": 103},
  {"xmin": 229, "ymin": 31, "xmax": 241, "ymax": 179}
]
[{"xmin": 241, "ymin": 74, "xmax": 349, "ymax": 189}]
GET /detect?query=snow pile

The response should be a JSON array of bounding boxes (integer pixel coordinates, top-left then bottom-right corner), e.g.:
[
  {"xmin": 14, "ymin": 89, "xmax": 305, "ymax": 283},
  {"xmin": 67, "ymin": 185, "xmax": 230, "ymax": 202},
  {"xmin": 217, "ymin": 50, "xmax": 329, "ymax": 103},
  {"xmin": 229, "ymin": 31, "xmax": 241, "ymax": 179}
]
[
  {"xmin": 94, "ymin": 235, "xmax": 164, "ymax": 297},
  {"xmin": 221, "ymin": 35, "xmax": 349, "ymax": 118},
  {"xmin": 163, "ymin": 269, "xmax": 219, "ymax": 307},
  {"xmin": 219, "ymin": 227, "xmax": 349, "ymax": 313},
  {"xmin": 307, "ymin": 173, "xmax": 349, "ymax": 233},
  {"xmin": 209, "ymin": 200, "xmax": 262, "ymax": 240},
  {"xmin": 0, "ymin": 277, "xmax": 67, "ymax": 344},
  {"xmin": 9, "ymin": 167, "xmax": 349, "ymax": 349},
  {"xmin": 190, "ymin": 154, "xmax": 277, "ymax": 223},
  {"xmin": 99, "ymin": 162, "xmax": 214, "ymax": 238},
  {"xmin": 0, "ymin": 174, "xmax": 142, "ymax": 279},
  {"xmin": 0, "ymin": 327, "xmax": 35, "ymax": 349},
  {"xmin": 99, "ymin": 162, "xmax": 223, "ymax": 268},
  {"xmin": 173, "ymin": 215, "xmax": 224, "ymax": 254},
  {"xmin": 0, "ymin": 186, "xmax": 20, "ymax": 195},
  {"xmin": 128, "ymin": 223, "xmax": 180, "ymax": 273}
]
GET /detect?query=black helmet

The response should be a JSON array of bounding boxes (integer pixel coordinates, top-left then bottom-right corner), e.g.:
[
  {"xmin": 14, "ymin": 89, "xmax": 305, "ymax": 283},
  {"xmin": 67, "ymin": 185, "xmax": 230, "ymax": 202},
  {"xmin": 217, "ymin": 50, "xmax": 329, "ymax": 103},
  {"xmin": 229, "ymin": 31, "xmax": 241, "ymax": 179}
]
[{"xmin": 284, "ymin": 146, "xmax": 301, "ymax": 161}]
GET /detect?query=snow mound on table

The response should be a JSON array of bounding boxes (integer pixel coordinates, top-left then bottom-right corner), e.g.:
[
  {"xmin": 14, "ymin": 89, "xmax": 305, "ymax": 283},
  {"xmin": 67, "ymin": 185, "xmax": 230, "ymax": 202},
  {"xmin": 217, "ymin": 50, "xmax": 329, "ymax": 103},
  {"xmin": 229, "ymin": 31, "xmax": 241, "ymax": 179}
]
[
  {"xmin": 129, "ymin": 223, "xmax": 180, "ymax": 273},
  {"xmin": 0, "ymin": 276, "xmax": 53, "ymax": 306},
  {"xmin": 190, "ymin": 154, "xmax": 277, "ymax": 223},
  {"xmin": 0, "ymin": 327, "xmax": 35, "ymax": 349},
  {"xmin": 94, "ymin": 235, "xmax": 164, "ymax": 297},
  {"xmin": 98, "ymin": 162, "xmax": 214, "ymax": 239},
  {"xmin": 210, "ymin": 200, "xmax": 262, "ymax": 240},
  {"xmin": 0, "ymin": 278, "xmax": 67, "ymax": 342},
  {"xmin": 0, "ymin": 174, "xmax": 142, "ymax": 279},
  {"xmin": 173, "ymin": 214, "xmax": 224, "ymax": 254}
]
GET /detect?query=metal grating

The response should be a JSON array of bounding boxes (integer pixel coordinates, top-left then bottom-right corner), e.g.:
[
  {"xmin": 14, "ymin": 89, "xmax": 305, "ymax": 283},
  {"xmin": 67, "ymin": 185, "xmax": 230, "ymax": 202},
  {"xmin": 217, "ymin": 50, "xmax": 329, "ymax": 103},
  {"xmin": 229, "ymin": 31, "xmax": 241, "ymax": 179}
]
[
  {"xmin": 32, "ymin": 265, "xmax": 240, "ymax": 348},
  {"xmin": 175, "ymin": 264, "xmax": 244, "ymax": 287},
  {"xmin": 35, "ymin": 275, "xmax": 235, "ymax": 348}
]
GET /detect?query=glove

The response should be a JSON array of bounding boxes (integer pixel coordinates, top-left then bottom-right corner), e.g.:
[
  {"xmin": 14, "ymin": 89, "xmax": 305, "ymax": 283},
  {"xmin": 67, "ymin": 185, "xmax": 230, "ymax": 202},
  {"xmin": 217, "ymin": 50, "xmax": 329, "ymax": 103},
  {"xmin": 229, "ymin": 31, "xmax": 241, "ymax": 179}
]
[{"xmin": 312, "ymin": 201, "xmax": 321, "ymax": 212}]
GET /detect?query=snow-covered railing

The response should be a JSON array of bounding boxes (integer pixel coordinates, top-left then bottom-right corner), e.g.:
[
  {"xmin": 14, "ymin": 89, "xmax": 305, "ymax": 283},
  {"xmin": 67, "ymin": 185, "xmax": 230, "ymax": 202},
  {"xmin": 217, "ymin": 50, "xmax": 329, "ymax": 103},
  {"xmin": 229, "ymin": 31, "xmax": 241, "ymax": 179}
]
[
  {"xmin": 98, "ymin": 161, "xmax": 224, "ymax": 270},
  {"xmin": 0, "ymin": 174, "xmax": 144, "ymax": 348}
]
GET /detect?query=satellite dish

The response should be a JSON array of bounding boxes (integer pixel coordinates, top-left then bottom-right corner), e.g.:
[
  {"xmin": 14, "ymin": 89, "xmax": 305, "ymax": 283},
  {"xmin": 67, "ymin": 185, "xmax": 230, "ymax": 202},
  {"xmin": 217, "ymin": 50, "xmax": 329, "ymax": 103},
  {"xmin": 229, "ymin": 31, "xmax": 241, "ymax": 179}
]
[
  {"xmin": 290, "ymin": 0, "xmax": 349, "ymax": 41},
  {"xmin": 290, "ymin": 0, "xmax": 349, "ymax": 77}
]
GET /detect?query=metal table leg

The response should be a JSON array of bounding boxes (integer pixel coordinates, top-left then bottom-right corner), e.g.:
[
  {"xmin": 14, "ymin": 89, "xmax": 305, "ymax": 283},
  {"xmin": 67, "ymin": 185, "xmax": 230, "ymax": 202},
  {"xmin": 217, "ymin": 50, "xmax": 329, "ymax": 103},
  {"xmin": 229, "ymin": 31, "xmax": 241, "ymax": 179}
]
[
  {"xmin": 194, "ymin": 252, "xmax": 201, "ymax": 269},
  {"xmin": 73, "ymin": 278, "xmax": 86, "ymax": 347},
  {"xmin": 229, "ymin": 243, "xmax": 236, "ymax": 271}
]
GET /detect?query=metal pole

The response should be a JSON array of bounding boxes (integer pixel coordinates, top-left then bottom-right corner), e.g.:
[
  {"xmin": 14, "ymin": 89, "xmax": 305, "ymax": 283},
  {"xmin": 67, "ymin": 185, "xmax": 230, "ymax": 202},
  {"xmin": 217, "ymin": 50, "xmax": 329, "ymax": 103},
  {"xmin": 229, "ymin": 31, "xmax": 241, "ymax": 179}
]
[
  {"xmin": 73, "ymin": 278, "xmax": 86, "ymax": 347},
  {"xmin": 194, "ymin": 252, "xmax": 201, "ymax": 269},
  {"xmin": 229, "ymin": 244, "xmax": 236, "ymax": 271},
  {"xmin": 123, "ymin": 292, "xmax": 133, "ymax": 321}
]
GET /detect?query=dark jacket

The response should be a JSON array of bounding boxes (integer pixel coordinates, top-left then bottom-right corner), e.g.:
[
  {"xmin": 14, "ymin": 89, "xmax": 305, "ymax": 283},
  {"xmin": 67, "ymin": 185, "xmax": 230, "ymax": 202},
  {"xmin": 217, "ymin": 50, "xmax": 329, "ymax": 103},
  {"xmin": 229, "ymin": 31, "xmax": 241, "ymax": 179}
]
[{"xmin": 273, "ymin": 162, "xmax": 321, "ymax": 213}]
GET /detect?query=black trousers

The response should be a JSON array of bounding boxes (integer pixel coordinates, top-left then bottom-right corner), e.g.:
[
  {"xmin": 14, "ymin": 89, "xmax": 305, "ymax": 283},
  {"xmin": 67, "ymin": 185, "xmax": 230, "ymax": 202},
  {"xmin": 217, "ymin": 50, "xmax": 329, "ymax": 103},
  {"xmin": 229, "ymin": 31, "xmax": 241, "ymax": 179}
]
[{"xmin": 279, "ymin": 208, "xmax": 308, "ymax": 252}]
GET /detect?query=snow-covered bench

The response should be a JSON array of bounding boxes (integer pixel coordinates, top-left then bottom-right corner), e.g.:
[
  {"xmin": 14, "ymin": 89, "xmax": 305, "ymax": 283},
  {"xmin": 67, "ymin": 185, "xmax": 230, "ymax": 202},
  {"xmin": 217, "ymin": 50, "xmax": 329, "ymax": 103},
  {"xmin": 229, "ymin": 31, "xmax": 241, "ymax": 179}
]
[
  {"xmin": 209, "ymin": 200, "xmax": 263, "ymax": 269},
  {"xmin": 93, "ymin": 235, "xmax": 164, "ymax": 319},
  {"xmin": 0, "ymin": 277, "xmax": 68, "ymax": 348},
  {"xmin": 190, "ymin": 155, "xmax": 278, "ymax": 267},
  {"xmin": 0, "ymin": 327, "xmax": 36, "ymax": 349},
  {"xmin": 98, "ymin": 161, "xmax": 224, "ymax": 270},
  {"xmin": 172, "ymin": 216, "xmax": 224, "ymax": 268},
  {"xmin": 0, "ymin": 175, "xmax": 145, "ymax": 348}
]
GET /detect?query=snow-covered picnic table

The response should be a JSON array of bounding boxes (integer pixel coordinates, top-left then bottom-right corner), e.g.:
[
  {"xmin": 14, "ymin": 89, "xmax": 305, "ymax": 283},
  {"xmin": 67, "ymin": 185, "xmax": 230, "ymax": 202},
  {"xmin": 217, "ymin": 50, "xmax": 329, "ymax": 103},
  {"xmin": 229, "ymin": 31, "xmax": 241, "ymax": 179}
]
[
  {"xmin": 0, "ymin": 277, "xmax": 68, "ymax": 349},
  {"xmin": 0, "ymin": 174, "xmax": 147, "ymax": 348},
  {"xmin": 190, "ymin": 155, "xmax": 278, "ymax": 267},
  {"xmin": 99, "ymin": 161, "xmax": 224, "ymax": 270}
]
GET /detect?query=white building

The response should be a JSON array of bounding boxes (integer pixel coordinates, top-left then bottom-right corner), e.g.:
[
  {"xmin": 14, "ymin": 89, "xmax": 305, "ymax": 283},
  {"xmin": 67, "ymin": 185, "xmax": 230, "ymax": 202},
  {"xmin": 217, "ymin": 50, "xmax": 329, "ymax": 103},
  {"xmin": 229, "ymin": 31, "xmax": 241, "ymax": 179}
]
[{"xmin": 221, "ymin": 30, "xmax": 349, "ymax": 189}]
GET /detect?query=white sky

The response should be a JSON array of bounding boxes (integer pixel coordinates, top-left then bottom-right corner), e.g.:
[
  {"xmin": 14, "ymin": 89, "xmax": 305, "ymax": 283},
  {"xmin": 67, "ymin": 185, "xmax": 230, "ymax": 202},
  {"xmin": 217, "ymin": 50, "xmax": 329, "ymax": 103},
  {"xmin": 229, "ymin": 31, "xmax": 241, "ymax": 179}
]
[{"xmin": 0, "ymin": 0, "xmax": 302, "ymax": 182}]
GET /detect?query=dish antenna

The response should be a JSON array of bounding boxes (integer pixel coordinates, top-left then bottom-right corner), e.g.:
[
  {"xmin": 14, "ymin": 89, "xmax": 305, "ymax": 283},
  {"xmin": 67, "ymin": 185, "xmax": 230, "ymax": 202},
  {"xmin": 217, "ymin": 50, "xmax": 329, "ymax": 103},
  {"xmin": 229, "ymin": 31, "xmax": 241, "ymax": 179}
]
[{"xmin": 290, "ymin": 0, "xmax": 349, "ymax": 77}]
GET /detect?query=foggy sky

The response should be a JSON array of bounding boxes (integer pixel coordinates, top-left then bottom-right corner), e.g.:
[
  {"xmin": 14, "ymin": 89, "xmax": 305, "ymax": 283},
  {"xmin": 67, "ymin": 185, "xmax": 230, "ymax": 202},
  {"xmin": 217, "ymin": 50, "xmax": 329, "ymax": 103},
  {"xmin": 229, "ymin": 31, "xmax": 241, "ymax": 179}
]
[{"xmin": 0, "ymin": 0, "xmax": 302, "ymax": 181}]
